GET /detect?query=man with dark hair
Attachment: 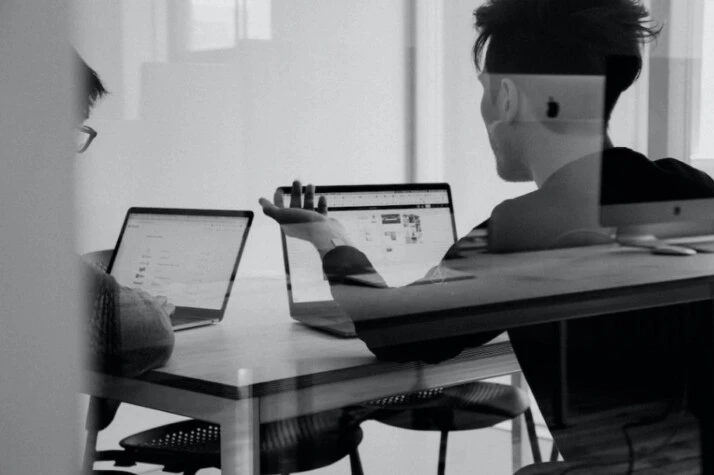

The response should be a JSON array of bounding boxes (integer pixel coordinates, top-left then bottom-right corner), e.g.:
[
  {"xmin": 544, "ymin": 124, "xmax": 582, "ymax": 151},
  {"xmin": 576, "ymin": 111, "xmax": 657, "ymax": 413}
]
[
  {"xmin": 74, "ymin": 51, "xmax": 175, "ymax": 378},
  {"xmin": 472, "ymin": 0, "xmax": 659, "ymax": 123},
  {"xmin": 260, "ymin": 0, "xmax": 711, "ymax": 468},
  {"xmin": 76, "ymin": 51, "xmax": 176, "ymax": 475},
  {"xmin": 74, "ymin": 49, "xmax": 108, "ymax": 121}
]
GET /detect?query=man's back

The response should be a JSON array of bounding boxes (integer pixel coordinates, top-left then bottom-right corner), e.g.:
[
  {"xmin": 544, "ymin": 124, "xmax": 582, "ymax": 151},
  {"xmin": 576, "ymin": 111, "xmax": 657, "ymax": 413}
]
[
  {"xmin": 495, "ymin": 148, "xmax": 714, "ymax": 459},
  {"xmin": 489, "ymin": 147, "xmax": 714, "ymax": 253}
]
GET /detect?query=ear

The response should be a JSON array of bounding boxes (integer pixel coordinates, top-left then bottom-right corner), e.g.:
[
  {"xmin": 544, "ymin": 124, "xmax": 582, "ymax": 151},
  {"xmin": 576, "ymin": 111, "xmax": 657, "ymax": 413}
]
[{"xmin": 497, "ymin": 78, "xmax": 519, "ymax": 123}]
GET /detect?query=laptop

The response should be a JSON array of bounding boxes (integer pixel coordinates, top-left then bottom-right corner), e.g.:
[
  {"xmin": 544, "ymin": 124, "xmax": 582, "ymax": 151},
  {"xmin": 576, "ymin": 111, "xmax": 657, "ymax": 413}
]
[
  {"xmin": 107, "ymin": 207, "xmax": 254, "ymax": 330},
  {"xmin": 278, "ymin": 184, "xmax": 461, "ymax": 337}
]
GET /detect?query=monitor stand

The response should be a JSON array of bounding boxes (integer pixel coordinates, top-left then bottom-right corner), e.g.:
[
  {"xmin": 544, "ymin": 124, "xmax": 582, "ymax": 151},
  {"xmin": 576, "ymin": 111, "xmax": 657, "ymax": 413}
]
[
  {"xmin": 615, "ymin": 225, "xmax": 697, "ymax": 256},
  {"xmin": 614, "ymin": 225, "xmax": 660, "ymax": 248}
]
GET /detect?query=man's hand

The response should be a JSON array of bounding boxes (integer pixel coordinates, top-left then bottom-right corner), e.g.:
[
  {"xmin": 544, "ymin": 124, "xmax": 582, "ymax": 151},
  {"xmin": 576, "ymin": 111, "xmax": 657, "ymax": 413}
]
[
  {"xmin": 131, "ymin": 289, "xmax": 176, "ymax": 320},
  {"xmin": 259, "ymin": 180, "xmax": 354, "ymax": 259},
  {"xmin": 153, "ymin": 295, "xmax": 176, "ymax": 318}
]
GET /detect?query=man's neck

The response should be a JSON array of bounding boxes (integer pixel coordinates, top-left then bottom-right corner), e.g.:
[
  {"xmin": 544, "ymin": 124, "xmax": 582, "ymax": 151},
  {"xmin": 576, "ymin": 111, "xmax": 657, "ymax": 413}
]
[{"xmin": 529, "ymin": 133, "xmax": 613, "ymax": 188}]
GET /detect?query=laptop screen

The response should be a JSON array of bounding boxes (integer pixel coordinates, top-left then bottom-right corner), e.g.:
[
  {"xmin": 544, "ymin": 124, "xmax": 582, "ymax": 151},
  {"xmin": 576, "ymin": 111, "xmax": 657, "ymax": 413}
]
[
  {"xmin": 109, "ymin": 211, "xmax": 251, "ymax": 310},
  {"xmin": 281, "ymin": 185, "xmax": 457, "ymax": 304}
]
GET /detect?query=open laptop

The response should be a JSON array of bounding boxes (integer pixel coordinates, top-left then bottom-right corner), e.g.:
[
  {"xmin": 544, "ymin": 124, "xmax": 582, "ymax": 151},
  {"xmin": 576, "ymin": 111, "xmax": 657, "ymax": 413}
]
[
  {"xmin": 107, "ymin": 207, "xmax": 254, "ymax": 330},
  {"xmin": 278, "ymin": 184, "xmax": 461, "ymax": 337}
]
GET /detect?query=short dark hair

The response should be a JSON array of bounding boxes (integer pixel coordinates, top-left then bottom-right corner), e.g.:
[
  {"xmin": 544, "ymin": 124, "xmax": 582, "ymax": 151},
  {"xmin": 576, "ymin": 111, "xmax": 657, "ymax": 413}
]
[
  {"xmin": 473, "ymin": 0, "xmax": 661, "ymax": 121},
  {"xmin": 73, "ymin": 49, "xmax": 107, "ymax": 119}
]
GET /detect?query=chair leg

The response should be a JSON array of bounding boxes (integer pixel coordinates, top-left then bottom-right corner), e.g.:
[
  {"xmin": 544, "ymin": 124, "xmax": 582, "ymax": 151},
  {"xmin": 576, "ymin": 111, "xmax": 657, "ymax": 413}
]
[
  {"xmin": 523, "ymin": 408, "xmax": 542, "ymax": 463},
  {"xmin": 83, "ymin": 396, "xmax": 123, "ymax": 473},
  {"xmin": 550, "ymin": 441, "xmax": 559, "ymax": 462},
  {"xmin": 349, "ymin": 446, "xmax": 364, "ymax": 475},
  {"xmin": 438, "ymin": 430, "xmax": 449, "ymax": 475},
  {"xmin": 83, "ymin": 427, "xmax": 99, "ymax": 473}
]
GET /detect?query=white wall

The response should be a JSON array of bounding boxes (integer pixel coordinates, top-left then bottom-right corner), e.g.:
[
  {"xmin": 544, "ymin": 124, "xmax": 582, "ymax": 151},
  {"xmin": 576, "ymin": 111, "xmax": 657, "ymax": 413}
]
[
  {"xmin": 72, "ymin": 0, "xmax": 409, "ymax": 278},
  {"xmin": 0, "ymin": 1, "xmax": 80, "ymax": 473},
  {"xmin": 72, "ymin": 0, "xmax": 651, "ymax": 258},
  {"xmin": 696, "ymin": 0, "xmax": 714, "ymax": 159}
]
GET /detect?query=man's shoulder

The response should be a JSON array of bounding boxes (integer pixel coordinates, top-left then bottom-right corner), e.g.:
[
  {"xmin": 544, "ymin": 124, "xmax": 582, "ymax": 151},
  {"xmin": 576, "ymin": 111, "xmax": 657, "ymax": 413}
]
[
  {"xmin": 79, "ymin": 256, "xmax": 112, "ymax": 287},
  {"xmin": 490, "ymin": 186, "xmax": 562, "ymax": 227},
  {"xmin": 604, "ymin": 147, "xmax": 708, "ymax": 179},
  {"xmin": 652, "ymin": 157, "xmax": 714, "ymax": 183},
  {"xmin": 603, "ymin": 147, "xmax": 714, "ymax": 201}
]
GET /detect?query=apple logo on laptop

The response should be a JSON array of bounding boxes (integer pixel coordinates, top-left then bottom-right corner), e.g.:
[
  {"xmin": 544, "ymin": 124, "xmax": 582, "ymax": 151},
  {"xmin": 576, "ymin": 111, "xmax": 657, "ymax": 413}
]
[{"xmin": 547, "ymin": 97, "xmax": 560, "ymax": 118}]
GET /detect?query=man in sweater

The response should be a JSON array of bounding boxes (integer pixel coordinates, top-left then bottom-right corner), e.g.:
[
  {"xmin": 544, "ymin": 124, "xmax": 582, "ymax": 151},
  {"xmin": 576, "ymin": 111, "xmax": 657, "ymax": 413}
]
[{"xmin": 75, "ymin": 50, "xmax": 175, "ymax": 378}]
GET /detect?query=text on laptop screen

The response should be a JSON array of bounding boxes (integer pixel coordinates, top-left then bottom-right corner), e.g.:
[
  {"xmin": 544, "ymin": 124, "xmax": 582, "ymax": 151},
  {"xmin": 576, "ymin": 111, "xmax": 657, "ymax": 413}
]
[
  {"xmin": 282, "ymin": 189, "xmax": 455, "ymax": 303},
  {"xmin": 111, "ymin": 214, "xmax": 249, "ymax": 309}
]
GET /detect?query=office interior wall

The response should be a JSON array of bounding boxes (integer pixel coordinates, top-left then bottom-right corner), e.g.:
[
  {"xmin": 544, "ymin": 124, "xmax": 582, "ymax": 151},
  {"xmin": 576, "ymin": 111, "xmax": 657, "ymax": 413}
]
[
  {"xmin": 71, "ymin": 0, "xmax": 653, "ymax": 260},
  {"xmin": 72, "ymin": 0, "xmax": 409, "ymax": 276},
  {"xmin": 647, "ymin": 0, "xmax": 712, "ymax": 165},
  {"xmin": 442, "ymin": 0, "xmax": 536, "ymax": 235},
  {"xmin": 0, "ymin": 1, "xmax": 80, "ymax": 473},
  {"xmin": 695, "ymin": 0, "xmax": 714, "ymax": 160}
]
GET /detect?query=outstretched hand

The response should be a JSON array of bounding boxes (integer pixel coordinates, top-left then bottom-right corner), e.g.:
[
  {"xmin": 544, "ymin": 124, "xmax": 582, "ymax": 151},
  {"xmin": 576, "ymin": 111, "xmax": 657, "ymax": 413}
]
[
  {"xmin": 259, "ymin": 180, "xmax": 353, "ymax": 258},
  {"xmin": 260, "ymin": 181, "xmax": 328, "ymax": 223}
]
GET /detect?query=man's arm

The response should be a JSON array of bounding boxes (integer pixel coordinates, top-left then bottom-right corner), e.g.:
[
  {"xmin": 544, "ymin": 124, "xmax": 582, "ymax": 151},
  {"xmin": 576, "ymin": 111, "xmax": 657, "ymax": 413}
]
[
  {"xmin": 115, "ymin": 284, "xmax": 175, "ymax": 376},
  {"xmin": 321, "ymin": 241, "xmax": 500, "ymax": 363},
  {"xmin": 260, "ymin": 183, "xmax": 500, "ymax": 363},
  {"xmin": 81, "ymin": 261, "xmax": 175, "ymax": 377}
]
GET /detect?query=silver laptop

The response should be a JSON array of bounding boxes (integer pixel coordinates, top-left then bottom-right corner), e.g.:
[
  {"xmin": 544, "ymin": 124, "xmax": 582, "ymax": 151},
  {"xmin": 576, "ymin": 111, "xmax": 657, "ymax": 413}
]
[
  {"xmin": 279, "ymin": 184, "xmax": 460, "ymax": 337},
  {"xmin": 107, "ymin": 207, "xmax": 253, "ymax": 330}
]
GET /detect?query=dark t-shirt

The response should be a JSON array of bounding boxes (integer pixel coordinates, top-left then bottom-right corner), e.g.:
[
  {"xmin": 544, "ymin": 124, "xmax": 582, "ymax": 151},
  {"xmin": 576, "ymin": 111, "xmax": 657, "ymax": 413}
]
[{"xmin": 601, "ymin": 147, "xmax": 714, "ymax": 205}]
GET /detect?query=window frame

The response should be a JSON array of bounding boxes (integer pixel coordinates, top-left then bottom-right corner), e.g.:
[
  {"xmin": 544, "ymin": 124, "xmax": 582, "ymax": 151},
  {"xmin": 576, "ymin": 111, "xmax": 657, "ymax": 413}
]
[{"xmin": 648, "ymin": 0, "xmax": 705, "ymax": 163}]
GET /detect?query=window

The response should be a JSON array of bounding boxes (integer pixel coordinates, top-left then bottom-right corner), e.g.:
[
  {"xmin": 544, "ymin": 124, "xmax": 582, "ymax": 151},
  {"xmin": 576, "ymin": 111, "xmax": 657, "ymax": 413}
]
[
  {"xmin": 73, "ymin": 0, "xmax": 411, "ymax": 276},
  {"xmin": 189, "ymin": 0, "xmax": 237, "ymax": 51},
  {"xmin": 647, "ymin": 0, "xmax": 714, "ymax": 163},
  {"xmin": 692, "ymin": 0, "xmax": 714, "ymax": 159},
  {"xmin": 187, "ymin": 0, "xmax": 272, "ymax": 53}
]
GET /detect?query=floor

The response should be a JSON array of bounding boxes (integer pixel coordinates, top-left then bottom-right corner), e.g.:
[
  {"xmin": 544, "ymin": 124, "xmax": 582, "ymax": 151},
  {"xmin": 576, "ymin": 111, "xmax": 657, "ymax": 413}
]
[{"xmin": 84, "ymin": 391, "xmax": 555, "ymax": 475}]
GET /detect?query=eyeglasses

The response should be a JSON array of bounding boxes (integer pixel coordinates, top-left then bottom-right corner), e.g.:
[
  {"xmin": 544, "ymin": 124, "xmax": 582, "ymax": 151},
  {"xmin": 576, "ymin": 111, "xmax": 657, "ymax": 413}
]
[{"xmin": 76, "ymin": 125, "xmax": 98, "ymax": 153}]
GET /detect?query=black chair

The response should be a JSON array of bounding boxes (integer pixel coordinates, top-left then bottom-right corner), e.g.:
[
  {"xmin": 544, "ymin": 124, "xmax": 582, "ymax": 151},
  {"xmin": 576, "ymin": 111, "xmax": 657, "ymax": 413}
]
[
  {"xmin": 85, "ymin": 398, "xmax": 364, "ymax": 475},
  {"xmin": 360, "ymin": 380, "xmax": 544, "ymax": 475},
  {"xmin": 83, "ymin": 397, "xmax": 135, "ymax": 475},
  {"xmin": 97, "ymin": 411, "xmax": 364, "ymax": 475}
]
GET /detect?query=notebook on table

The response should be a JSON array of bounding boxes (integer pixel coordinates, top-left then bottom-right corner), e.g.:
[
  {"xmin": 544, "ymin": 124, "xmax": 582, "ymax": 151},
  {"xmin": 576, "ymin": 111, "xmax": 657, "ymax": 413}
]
[
  {"xmin": 107, "ymin": 207, "xmax": 253, "ymax": 331},
  {"xmin": 278, "ymin": 183, "xmax": 464, "ymax": 337}
]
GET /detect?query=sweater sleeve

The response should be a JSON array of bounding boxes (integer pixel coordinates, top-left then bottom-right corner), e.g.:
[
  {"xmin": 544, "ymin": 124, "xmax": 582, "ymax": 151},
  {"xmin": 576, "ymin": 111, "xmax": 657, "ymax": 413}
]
[
  {"xmin": 322, "ymin": 243, "xmax": 501, "ymax": 364},
  {"xmin": 115, "ymin": 286, "xmax": 176, "ymax": 376},
  {"xmin": 82, "ymin": 262, "xmax": 175, "ymax": 377}
]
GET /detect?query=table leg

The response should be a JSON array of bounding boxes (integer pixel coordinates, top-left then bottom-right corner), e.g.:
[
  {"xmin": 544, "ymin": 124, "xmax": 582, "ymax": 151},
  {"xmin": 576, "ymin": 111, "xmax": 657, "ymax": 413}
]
[
  {"xmin": 553, "ymin": 320, "xmax": 569, "ymax": 429},
  {"xmin": 699, "ymin": 295, "xmax": 714, "ymax": 474},
  {"xmin": 511, "ymin": 372, "xmax": 527, "ymax": 472},
  {"xmin": 221, "ymin": 370, "xmax": 259, "ymax": 475}
]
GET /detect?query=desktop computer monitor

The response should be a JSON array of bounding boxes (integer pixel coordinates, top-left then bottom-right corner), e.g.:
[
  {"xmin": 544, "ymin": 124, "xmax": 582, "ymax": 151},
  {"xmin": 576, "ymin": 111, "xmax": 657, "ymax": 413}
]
[{"xmin": 599, "ymin": 55, "xmax": 714, "ymax": 243}]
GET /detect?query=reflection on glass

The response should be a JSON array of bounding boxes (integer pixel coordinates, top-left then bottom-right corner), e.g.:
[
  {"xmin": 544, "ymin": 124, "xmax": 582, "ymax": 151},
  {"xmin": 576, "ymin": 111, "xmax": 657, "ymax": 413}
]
[
  {"xmin": 242, "ymin": 0, "xmax": 272, "ymax": 41},
  {"xmin": 188, "ymin": 0, "xmax": 272, "ymax": 51},
  {"xmin": 695, "ymin": 0, "xmax": 714, "ymax": 158},
  {"xmin": 190, "ymin": 0, "xmax": 237, "ymax": 51}
]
